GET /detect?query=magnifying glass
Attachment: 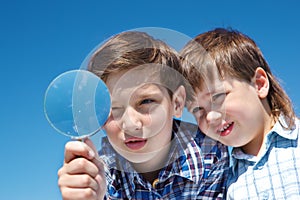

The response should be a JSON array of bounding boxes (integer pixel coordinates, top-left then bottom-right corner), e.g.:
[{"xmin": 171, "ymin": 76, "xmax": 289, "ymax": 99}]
[{"xmin": 44, "ymin": 70, "xmax": 111, "ymax": 140}]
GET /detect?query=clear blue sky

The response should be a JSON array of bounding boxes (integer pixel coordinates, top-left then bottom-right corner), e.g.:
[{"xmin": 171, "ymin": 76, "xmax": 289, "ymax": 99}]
[{"xmin": 1, "ymin": 1, "xmax": 299, "ymax": 199}]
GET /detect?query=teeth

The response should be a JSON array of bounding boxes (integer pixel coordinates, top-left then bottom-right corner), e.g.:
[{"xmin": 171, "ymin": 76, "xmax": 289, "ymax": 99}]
[{"xmin": 218, "ymin": 122, "xmax": 232, "ymax": 132}]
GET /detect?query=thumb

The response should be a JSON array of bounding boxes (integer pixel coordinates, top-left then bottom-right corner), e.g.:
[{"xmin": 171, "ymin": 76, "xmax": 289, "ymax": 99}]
[
  {"xmin": 84, "ymin": 138, "xmax": 98, "ymax": 156},
  {"xmin": 84, "ymin": 138, "xmax": 107, "ymax": 170}
]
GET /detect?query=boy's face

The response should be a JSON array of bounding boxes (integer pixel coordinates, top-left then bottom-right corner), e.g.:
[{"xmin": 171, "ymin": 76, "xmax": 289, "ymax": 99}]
[
  {"xmin": 187, "ymin": 70, "xmax": 270, "ymax": 151},
  {"xmin": 103, "ymin": 66, "xmax": 184, "ymax": 166}
]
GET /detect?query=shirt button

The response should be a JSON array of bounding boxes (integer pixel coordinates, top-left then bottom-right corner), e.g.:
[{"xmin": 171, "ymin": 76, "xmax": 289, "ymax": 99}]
[{"xmin": 152, "ymin": 178, "xmax": 159, "ymax": 188}]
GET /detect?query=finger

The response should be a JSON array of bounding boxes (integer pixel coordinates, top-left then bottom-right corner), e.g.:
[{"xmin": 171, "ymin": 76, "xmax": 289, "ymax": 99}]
[
  {"xmin": 83, "ymin": 138, "xmax": 99, "ymax": 157},
  {"xmin": 64, "ymin": 141, "xmax": 95, "ymax": 163},
  {"xmin": 60, "ymin": 187, "xmax": 97, "ymax": 200},
  {"xmin": 95, "ymin": 173, "xmax": 107, "ymax": 198},
  {"xmin": 58, "ymin": 158, "xmax": 99, "ymax": 178},
  {"xmin": 66, "ymin": 157, "xmax": 99, "ymax": 178},
  {"xmin": 84, "ymin": 138, "xmax": 107, "ymax": 170},
  {"xmin": 58, "ymin": 174, "xmax": 98, "ymax": 191}
]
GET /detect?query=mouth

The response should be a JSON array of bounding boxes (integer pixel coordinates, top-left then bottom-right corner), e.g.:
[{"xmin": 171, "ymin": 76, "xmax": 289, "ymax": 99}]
[
  {"xmin": 217, "ymin": 122, "xmax": 234, "ymax": 136},
  {"xmin": 124, "ymin": 137, "xmax": 147, "ymax": 150}
]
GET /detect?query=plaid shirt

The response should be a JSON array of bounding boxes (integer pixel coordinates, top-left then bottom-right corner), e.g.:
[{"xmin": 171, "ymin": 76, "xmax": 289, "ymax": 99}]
[
  {"xmin": 227, "ymin": 117, "xmax": 300, "ymax": 199},
  {"xmin": 99, "ymin": 119, "xmax": 229, "ymax": 200}
]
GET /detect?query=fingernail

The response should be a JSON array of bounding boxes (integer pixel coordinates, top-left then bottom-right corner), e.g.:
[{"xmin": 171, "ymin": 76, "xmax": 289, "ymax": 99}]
[{"xmin": 89, "ymin": 150, "xmax": 95, "ymax": 158}]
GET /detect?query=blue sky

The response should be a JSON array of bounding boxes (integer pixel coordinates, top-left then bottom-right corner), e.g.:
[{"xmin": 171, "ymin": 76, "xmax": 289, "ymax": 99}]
[{"xmin": 1, "ymin": 1, "xmax": 299, "ymax": 199}]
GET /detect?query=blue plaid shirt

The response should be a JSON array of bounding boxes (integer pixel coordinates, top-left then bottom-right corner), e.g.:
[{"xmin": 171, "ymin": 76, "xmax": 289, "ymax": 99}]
[
  {"xmin": 227, "ymin": 117, "xmax": 300, "ymax": 199},
  {"xmin": 99, "ymin": 119, "xmax": 229, "ymax": 200}
]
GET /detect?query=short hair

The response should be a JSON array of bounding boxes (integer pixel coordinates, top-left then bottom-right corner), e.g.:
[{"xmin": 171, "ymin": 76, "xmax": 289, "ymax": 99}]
[
  {"xmin": 180, "ymin": 28, "xmax": 295, "ymax": 129},
  {"xmin": 88, "ymin": 31, "xmax": 190, "ymax": 100}
]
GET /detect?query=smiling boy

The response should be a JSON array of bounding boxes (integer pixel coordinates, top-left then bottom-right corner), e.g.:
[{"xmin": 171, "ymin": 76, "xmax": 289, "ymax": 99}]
[{"xmin": 180, "ymin": 27, "xmax": 300, "ymax": 199}]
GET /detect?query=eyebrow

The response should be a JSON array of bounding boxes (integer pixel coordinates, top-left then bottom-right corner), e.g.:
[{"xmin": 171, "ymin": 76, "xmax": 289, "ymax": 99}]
[
  {"xmin": 130, "ymin": 84, "xmax": 166, "ymax": 101},
  {"xmin": 135, "ymin": 88, "xmax": 162, "ymax": 99}
]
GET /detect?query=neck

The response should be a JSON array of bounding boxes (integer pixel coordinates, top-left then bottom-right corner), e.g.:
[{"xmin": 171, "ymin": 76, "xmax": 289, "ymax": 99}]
[
  {"xmin": 131, "ymin": 142, "xmax": 171, "ymax": 183},
  {"xmin": 140, "ymin": 170, "xmax": 161, "ymax": 184},
  {"xmin": 243, "ymin": 135, "xmax": 266, "ymax": 157},
  {"xmin": 242, "ymin": 112, "xmax": 276, "ymax": 157}
]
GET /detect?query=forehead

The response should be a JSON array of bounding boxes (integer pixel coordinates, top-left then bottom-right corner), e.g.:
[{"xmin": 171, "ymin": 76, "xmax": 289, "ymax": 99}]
[
  {"xmin": 106, "ymin": 65, "xmax": 168, "ymax": 101},
  {"xmin": 106, "ymin": 64, "xmax": 162, "ymax": 91},
  {"xmin": 195, "ymin": 68, "xmax": 225, "ymax": 94}
]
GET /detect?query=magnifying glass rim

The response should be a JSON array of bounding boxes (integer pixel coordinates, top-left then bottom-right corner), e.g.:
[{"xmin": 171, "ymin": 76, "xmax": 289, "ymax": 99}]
[{"xmin": 44, "ymin": 69, "xmax": 110, "ymax": 139}]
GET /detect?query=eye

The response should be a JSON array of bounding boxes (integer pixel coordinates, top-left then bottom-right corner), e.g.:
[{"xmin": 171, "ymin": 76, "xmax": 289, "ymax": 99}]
[
  {"xmin": 212, "ymin": 93, "xmax": 226, "ymax": 104},
  {"xmin": 192, "ymin": 106, "xmax": 201, "ymax": 114},
  {"xmin": 137, "ymin": 98, "xmax": 158, "ymax": 114},
  {"xmin": 191, "ymin": 106, "xmax": 205, "ymax": 119},
  {"xmin": 140, "ymin": 98, "xmax": 154, "ymax": 105}
]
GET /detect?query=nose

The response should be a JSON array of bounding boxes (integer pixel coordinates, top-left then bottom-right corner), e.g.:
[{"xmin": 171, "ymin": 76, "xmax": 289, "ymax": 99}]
[
  {"xmin": 121, "ymin": 107, "xmax": 142, "ymax": 133},
  {"xmin": 206, "ymin": 111, "xmax": 222, "ymax": 126}
]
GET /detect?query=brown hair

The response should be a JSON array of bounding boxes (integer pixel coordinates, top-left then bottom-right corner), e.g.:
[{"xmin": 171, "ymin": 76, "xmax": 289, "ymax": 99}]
[
  {"xmin": 87, "ymin": 31, "xmax": 188, "ymax": 99},
  {"xmin": 180, "ymin": 28, "xmax": 295, "ymax": 129}
]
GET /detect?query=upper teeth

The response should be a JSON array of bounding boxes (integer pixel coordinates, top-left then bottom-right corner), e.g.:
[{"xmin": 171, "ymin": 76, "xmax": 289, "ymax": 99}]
[{"xmin": 218, "ymin": 122, "xmax": 232, "ymax": 132}]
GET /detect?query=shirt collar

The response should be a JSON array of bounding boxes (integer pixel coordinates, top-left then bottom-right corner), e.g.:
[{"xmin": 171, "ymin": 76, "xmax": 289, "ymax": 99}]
[
  {"xmin": 231, "ymin": 116, "xmax": 299, "ymax": 163},
  {"xmin": 269, "ymin": 115, "xmax": 298, "ymax": 140},
  {"xmin": 158, "ymin": 120, "xmax": 201, "ymax": 183}
]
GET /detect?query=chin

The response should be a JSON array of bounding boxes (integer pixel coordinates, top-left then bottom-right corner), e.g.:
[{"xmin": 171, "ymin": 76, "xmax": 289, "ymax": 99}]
[
  {"xmin": 117, "ymin": 149, "xmax": 158, "ymax": 164},
  {"xmin": 225, "ymin": 140, "xmax": 246, "ymax": 148}
]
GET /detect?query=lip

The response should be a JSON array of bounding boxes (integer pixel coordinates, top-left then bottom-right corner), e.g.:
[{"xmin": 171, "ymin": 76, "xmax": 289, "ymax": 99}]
[
  {"xmin": 217, "ymin": 122, "xmax": 234, "ymax": 137},
  {"xmin": 124, "ymin": 137, "xmax": 147, "ymax": 150}
]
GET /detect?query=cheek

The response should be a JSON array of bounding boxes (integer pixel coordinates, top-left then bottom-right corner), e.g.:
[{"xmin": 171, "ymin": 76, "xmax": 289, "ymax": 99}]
[
  {"xmin": 144, "ymin": 104, "xmax": 171, "ymax": 137},
  {"xmin": 104, "ymin": 118, "xmax": 121, "ymax": 141},
  {"xmin": 196, "ymin": 116, "xmax": 217, "ymax": 138},
  {"xmin": 225, "ymin": 93, "xmax": 256, "ymax": 117},
  {"xmin": 197, "ymin": 119, "xmax": 209, "ymax": 134}
]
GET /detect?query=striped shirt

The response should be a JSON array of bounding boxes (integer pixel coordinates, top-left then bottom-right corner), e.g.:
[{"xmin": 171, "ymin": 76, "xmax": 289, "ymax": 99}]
[
  {"xmin": 99, "ymin": 119, "xmax": 229, "ymax": 200},
  {"xmin": 227, "ymin": 117, "xmax": 300, "ymax": 199}
]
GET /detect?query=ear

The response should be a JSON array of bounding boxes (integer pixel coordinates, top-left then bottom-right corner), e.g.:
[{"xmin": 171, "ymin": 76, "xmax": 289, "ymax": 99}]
[
  {"xmin": 172, "ymin": 85, "xmax": 186, "ymax": 118},
  {"xmin": 253, "ymin": 67, "xmax": 269, "ymax": 98}
]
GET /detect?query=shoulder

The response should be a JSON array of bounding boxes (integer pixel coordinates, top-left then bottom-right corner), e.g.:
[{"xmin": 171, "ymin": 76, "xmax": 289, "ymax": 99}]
[
  {"xmin": 173, "ymin": 119, "xmax": 198, "ymax": 133},
  {"xmin": 173, "ymin": 119, "xmax": 229, "ymax": 159}
]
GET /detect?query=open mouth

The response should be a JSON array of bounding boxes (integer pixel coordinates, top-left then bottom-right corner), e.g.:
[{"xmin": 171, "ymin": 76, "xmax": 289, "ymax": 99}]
[
  {"xmin": 217, "ymin": 122, "xmax": 234, "ymax": 136},
  {"xmin": 125, "ymin": 137, "xmax": 147, "ymax": 150}
]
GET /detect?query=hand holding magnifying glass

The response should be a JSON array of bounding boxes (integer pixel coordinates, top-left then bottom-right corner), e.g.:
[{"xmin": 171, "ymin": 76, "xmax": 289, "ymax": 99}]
[{"xmin": 44, "ymin": 70, "xmax": 111, "ymax": 200}]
